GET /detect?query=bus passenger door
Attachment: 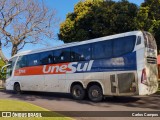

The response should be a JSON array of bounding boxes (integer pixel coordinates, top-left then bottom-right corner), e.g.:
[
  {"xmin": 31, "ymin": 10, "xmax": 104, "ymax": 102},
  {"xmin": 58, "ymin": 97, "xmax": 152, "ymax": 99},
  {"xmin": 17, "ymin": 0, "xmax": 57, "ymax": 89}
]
[{"xmin": 15, "ymin": 54, "xmax": 45, "ymax": 91}]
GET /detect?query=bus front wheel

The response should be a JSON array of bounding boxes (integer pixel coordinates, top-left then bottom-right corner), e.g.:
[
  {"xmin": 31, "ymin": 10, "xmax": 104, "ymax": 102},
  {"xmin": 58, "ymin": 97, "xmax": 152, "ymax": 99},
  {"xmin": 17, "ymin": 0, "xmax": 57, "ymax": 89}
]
[
  {"xmin": 88, "ymin": 85, "xmax": 103, "ymax": 102},
  {"xmin": 14, "ymin": 83, "xmax": 21, "ymax": 94},
  {"xmin": 71, "ymin": 85, "xmax": 85, "ymax": 100}
]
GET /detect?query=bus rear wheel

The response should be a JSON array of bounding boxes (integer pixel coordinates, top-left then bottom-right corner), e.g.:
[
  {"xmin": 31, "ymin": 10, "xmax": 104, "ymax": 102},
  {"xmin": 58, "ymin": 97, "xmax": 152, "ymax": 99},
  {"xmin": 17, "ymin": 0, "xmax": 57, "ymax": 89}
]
[
  {"xmin": 14, "ymin": 83, "xmax": 21, "ymax": 94},
  {"xmin": 88, "ymin": 85, "xmax": 103, "ymax": 102},
  {"xmin": 71, "ymin": 85, "xmax": 85, "ymax": 100}
]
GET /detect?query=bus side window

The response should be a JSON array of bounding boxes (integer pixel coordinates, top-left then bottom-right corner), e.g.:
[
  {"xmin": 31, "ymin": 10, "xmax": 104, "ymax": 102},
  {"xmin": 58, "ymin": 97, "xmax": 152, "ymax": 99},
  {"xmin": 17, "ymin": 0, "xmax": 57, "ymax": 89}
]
[
  {"xmin": 40, "ymin": 51, "xmax": 53, "ymax": 65},
  {"xmin": 28, "ymin": 53, "xmax": 41, "ymax": 66},
  {"xmin": 53, "ymin": 48, "xmax": 70, "ymax": 63},
  {"xmin": 92, "ymin": 40, "xmax": 113, "ymax": 59},
  {"xmin": 136, "ymin": 36, "xmax": 141, "ymax": 45},
  {"xmin": 71, "ymin": 44, "xmax": 91, "ymax": 62},
  {"xmin": 113, "ymin": 36, "xmax": 136, "ymax": 57},
  {"xmin": 60, "ymin": 48, "xmax": 70, "ymax": 62},
  {"xmin": 16, "ymin": 55, "xmax": 28, "ymax": 69},
  {"xmin": 53, "ymin": 50, "xmax": 60, "ymax": 63}
]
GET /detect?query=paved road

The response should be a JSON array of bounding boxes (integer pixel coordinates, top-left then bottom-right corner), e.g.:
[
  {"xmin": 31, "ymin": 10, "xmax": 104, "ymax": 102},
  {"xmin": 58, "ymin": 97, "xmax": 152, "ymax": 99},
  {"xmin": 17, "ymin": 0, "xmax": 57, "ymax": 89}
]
[{"xmin": 0, "ymin": 90, "xmax": 160, "ymax": 120}]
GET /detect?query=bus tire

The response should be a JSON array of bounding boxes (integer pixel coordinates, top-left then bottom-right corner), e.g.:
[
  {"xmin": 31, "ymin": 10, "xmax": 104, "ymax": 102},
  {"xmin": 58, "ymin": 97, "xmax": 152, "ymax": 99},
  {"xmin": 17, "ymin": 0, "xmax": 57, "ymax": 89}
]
[
  {"xmin": 71, "ymin": 85, "xmax": 85, "ymax": 100},
  {"xmin": 14, "ymin": 83, "xmax": 21, "ymax": 94},
  {"xmin": 88, "ymin": 85, "xmax": 103, "ymax": 102}
]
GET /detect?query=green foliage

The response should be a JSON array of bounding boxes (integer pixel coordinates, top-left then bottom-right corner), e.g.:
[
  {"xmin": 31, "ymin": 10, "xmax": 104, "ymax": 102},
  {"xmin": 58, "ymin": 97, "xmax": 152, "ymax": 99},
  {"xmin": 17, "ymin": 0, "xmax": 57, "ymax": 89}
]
[
  {"xmin": 110, "ymin": 0, "xmax": 138, "ymax": 33},
  {"xmin": 59, "ymin": 0, "xmax": 160, "ymax": 52},
  {"xmin": 0, "ymin": 59, "xmax": 6, "ymax": 80},
  {"xmin": 58, "ymin": 0, "xmax": 138, "ymax": 43},
  {"xmin": 136, "ymin": 6, "xmax": 150, "ymax": 30},
  {"xmin": 137, "ymin": 0, "xmax": 160, "ymax": 51}
]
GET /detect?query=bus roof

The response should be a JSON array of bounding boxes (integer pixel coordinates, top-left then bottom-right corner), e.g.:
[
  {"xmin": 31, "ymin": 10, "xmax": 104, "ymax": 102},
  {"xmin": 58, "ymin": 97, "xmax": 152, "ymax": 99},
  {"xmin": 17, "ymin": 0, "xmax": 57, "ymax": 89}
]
[{"xmin": 11, "ymin": 31, "xmax": 142, "ymax": 59}]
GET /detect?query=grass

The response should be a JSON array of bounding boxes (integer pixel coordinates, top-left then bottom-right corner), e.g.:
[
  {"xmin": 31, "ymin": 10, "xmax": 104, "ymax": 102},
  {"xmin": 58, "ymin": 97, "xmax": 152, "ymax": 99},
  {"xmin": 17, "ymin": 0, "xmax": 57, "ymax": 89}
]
[
  {"xmin": 0, "ymin": 86, "xmax": 4, "ymax": 89},
  {"xmin": 0, "ymin": 99, "xmax": 71, "ymax": 120}
]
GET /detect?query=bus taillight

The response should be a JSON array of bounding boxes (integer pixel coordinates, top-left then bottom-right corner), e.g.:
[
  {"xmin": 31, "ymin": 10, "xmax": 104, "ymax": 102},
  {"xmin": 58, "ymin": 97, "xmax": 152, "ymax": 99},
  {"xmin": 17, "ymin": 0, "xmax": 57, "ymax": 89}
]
[{"xmin": 141, "ymin": 68, "xmax": 147, "ymax": 85}]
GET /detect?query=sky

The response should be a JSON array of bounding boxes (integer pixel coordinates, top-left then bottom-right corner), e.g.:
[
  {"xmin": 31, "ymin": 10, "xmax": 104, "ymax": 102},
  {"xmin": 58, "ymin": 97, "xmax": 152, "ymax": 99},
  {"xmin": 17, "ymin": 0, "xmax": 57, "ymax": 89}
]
[{"xmin": 3, "ymin": 0, "xmax": 144, "ymax": 59}]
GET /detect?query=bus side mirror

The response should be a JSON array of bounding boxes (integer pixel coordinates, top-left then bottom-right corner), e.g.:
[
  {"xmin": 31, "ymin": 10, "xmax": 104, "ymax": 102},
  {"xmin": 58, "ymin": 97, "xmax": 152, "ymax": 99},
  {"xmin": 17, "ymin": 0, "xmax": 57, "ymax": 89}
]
[
  {"xmin": 1, "ymin": 66, "xmax": 6, "ymax": 74},
  {"xmin": 1, "ymin": 64, "xmax": 11, "ymax": 74}
]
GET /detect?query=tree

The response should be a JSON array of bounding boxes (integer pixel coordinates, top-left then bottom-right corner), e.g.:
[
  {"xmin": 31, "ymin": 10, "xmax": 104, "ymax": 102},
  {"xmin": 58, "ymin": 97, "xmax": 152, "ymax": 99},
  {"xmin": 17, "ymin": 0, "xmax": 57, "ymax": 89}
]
[
  {"xmin": 58, "ymin": 0, "xmax": 138, "ymax": 43},
  {"xmin": 0, "ymin": 0, "xmax": 57, "ymax": 60},
  {"xmin": 110, "ymin": 0, "xmax": 138, "ymax": 33},
  {"xmin": 137, "ymin": 0, "xmax": 160, "ymax": 51},
  {"xmin": 0, "ymin": 59, "xmax": 5, "ymax": 79}
]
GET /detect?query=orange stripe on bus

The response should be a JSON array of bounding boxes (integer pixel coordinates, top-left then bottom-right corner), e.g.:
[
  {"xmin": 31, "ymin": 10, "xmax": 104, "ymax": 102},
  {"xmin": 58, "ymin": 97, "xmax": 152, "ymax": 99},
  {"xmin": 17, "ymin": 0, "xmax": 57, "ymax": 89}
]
[{"xmin": 14, "ymin": 63, "xmax": 71, "ymax": 76}]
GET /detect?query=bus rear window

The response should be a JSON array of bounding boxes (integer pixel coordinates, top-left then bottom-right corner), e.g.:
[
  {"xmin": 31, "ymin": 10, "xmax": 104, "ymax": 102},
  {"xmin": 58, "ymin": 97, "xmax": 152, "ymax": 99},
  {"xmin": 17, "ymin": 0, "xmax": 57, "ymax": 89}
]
[{"xmin": 143, "ymin": 32, "xmax": 157, "ymax": 49}]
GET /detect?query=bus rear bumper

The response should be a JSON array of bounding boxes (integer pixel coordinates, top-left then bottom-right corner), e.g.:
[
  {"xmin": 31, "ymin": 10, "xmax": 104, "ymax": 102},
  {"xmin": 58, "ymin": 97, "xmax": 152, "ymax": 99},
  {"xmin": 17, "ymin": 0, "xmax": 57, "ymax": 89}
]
[{"xmin": 138, "ymin": 84, "xmax": 158, "ymax": 95}]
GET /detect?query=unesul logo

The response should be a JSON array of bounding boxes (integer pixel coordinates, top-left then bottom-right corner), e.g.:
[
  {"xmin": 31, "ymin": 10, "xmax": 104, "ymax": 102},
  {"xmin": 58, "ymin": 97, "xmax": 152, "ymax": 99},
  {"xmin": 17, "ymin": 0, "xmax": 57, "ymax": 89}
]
[{"xmin": 43, "ymin": 60, "xmax": 94, "ymax": 74}]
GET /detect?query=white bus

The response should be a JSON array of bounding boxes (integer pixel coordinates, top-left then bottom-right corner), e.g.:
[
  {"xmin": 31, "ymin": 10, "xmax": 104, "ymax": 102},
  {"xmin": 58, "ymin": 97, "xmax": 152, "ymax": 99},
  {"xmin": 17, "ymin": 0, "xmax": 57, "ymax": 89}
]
[{"xmin": 2, "ymin": 31, "xmax": 159, "ymax": 102}]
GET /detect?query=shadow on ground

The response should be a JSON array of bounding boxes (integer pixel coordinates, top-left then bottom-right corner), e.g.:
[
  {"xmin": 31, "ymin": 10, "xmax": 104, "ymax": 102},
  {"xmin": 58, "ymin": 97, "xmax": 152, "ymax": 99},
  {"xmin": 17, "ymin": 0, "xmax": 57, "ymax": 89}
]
[{"xmin": 0, "ymin": 89, "xmax": 160, "ymax": 110}]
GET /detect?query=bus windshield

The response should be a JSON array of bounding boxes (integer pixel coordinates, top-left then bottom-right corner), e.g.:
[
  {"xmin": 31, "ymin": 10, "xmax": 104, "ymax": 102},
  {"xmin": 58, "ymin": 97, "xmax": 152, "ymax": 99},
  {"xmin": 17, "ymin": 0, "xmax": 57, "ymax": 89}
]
[
  {"xmin": 6, "ymin": 57, "xmax": 17, "ymax": 79},
  {"xmin": 144, "ymin": 32, "xmax": 157, "ymax": 49}
]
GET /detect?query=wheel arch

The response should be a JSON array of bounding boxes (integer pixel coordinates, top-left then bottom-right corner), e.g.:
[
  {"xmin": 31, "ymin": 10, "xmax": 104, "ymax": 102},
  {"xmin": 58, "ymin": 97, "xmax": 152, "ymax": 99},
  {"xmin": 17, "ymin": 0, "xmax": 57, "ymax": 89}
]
[
  {"xmin": 14, "ymin": 82, "xmax": 20, "ymax": 87},
  {"xmin": 70, "ymin": 81, "xmax": 85, "ymax": 93},
  {"xmin": 86, "ymin": 81, "xmax": 104, "ymax": 94},
  {"xmin": 13, "ymin": 82, "xmax": 21, "ymax": 90}
]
